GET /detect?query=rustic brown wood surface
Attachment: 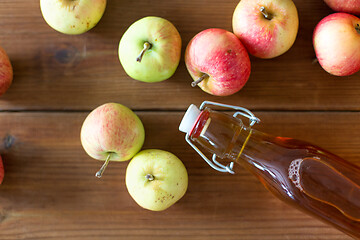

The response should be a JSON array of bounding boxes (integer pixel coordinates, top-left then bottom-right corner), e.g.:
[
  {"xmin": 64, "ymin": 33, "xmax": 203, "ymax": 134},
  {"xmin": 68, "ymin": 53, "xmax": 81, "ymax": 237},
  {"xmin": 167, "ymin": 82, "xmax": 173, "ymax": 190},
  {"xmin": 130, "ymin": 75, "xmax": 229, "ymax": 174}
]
[
  {"xmin": 0, "ymin": 0, "xmax": 358, "ymax": 111},
  {"xmin": 0, "ymin": 0, "xmax": 359, "ymax": 239},
  {"xmin": 0, "ymin": 112, "xmax": 358, "ymax": 240}
]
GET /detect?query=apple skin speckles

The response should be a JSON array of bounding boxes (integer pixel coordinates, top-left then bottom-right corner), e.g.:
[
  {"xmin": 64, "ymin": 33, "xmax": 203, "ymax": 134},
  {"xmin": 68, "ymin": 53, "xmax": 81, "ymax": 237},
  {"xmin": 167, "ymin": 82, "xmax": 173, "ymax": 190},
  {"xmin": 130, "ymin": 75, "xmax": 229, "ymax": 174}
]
[
  {"xmin": 126, "ymin": 150, "xmax": 188, "ymax": 211},
  {"xmin": 80, "ymin": 103, "xmax": 145, "ymax": 162},
  {"xmin": 40, "ymin": 0, "xmax": 106, "ymax": 35},
  {"xmin": 313, "ymin": 13, "xmax": 360, "ymax": 76},
  {"xmin": 232, "ymin": 0, "xmax": 299, "ymax": 59},
  {"xmin": 185, "ymin": 28, "xmax": 251, "ymax": 96}
]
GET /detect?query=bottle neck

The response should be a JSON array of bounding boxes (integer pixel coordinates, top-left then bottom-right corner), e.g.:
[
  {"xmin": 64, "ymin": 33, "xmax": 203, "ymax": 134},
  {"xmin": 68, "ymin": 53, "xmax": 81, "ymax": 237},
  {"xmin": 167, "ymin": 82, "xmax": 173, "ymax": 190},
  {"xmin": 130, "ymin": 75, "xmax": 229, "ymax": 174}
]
[
  {"xmin": 189, "ymin": 109, "xmax": 291, "ymax": 171},
  {"xmin": 189, "ymin": 109, "xmax": 258, "ymax": 162}
]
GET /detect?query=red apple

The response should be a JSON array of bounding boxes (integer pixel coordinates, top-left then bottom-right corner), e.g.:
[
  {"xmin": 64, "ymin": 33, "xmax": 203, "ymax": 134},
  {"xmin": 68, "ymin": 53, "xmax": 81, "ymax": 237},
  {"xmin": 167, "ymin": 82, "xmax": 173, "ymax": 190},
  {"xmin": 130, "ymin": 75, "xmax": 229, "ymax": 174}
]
[
  {"xmin": 185, "ymin": 28, "xmax": 251, "ymax": 96},
  {"xmin": 0, "ymin": 46, "xmax": 13, "ymax": 96},
  {"xmin": 0, "ymin": 155, "xmax": 4, "ymax": 184},
  {"xmin": 324, "ymin": 0, "xmax": 360, "ymax": 16},
  {"xmin": 313, "ymin": 13, "xmax": 360, "ymax": 76},
  {"xmin": 232, "ymin": 0, "xmax": 299, "ymax": 59}
]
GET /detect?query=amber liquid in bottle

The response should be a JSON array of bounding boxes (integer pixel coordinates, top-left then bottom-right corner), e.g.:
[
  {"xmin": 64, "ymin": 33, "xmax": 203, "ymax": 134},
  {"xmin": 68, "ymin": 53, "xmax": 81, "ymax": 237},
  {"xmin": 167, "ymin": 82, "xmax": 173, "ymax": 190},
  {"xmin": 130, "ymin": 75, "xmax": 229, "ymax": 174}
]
[{"xmin": 189, "ymin": 109, "xmax": 360, "ymax": 239}]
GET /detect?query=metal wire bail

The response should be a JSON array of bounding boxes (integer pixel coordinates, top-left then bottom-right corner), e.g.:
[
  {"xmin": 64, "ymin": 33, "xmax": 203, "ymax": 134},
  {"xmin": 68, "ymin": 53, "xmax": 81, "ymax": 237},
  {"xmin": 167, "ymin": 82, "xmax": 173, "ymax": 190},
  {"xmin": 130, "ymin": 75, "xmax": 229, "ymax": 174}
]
[
  {"xmin": 185, "ymin": 101, "xmax": 260, "ymax": 174},
  {"xmin": 199, "ymin": 101, "xmax": 260, "ymax": 127}
]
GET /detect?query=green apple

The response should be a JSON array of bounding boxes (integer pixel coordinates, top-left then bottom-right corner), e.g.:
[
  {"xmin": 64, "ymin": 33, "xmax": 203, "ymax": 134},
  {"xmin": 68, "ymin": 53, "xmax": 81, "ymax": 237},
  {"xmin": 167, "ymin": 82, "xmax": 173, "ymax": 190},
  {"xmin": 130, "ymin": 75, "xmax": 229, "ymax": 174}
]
[
  {"xmin": 126, "ymin": 149, "xmax": 188, "ymax": 211},
  {"xmin": 40, "ymin": 0, "xmax": 106, "ymax": 35},
  {"xmin": 80, "ymin": 103, "xmax": 145, "ymax": 178},
  {"xmin": 118, "ymin": 16, "xmax": 182, "ymax": 82}
]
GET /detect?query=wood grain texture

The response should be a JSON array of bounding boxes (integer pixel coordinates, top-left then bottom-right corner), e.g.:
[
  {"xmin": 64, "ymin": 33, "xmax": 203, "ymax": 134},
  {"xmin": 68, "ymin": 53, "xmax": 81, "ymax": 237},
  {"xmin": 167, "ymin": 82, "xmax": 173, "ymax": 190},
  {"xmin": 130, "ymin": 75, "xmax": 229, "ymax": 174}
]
[
  {"xmin": 0, "ymin": 0, "xmax": 358, "ymax": 111},
  {"xmin": 0, "ymin": 0, "xmax": 359, "ymax": 239},
  {"xmin": 0, "ymin": 111, "xmax": 358, "ymax": 240}
]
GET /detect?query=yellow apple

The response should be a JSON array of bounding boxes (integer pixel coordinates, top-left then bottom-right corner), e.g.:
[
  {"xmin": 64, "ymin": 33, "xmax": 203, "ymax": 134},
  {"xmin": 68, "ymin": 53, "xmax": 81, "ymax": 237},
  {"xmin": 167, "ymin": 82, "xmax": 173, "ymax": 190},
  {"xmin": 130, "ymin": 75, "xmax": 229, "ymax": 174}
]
[
  {"xmin": 125, "ymin": 149, "xmax": 188, "ymax": 211},
  {"xmin": 40, "ymin": 0, "xmax": 106, "ymax": 35}
]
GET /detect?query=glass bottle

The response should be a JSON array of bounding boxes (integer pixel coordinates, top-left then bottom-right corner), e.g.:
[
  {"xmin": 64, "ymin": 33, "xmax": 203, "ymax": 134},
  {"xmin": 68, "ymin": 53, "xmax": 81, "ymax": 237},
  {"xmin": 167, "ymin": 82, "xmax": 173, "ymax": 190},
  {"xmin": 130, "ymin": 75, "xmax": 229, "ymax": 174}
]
[{"xmin": 179, "ymin": 101, "xmax": 360, "ymax": 239}]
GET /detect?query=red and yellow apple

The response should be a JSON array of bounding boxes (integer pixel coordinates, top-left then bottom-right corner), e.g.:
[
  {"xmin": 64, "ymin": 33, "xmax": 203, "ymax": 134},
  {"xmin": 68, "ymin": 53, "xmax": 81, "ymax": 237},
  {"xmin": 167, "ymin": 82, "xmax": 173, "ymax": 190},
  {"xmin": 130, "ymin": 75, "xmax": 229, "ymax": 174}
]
[
  {"xmin": 185, "ymin": 28, "xmax": 251, "ymax": 96},
  {"xmin": 126, "ymin": 149, "xmax": 188, "ymax": 211},
  {"xmin": 324, "ymin": 0, "xmax": 360, "ymax": 16},
  {"xmin": 232, "ymin": 0, "xmax": 299, "ymax": 59},
  {"xmin": 313, "ymin": 13, "xmax": 360, "ymax": 76},
  {"xmin": 80, "ymin": 103, "xmax": 145, "ymax": 178},
  {"xmin": 0, "ymin": 46, "xmax": 13, "ymax": 96},
  {"xmin": 40, "ymin": 0, "xmax": 106, "ymax": 35}
]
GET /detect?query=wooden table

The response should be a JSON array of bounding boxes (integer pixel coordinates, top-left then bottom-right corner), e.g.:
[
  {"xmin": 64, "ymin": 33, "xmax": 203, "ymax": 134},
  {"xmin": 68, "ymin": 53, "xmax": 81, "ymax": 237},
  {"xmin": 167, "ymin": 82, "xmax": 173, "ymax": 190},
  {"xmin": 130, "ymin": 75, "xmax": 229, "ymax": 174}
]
[{"xmin": 0, "ymin": 1, "xmax": 358, "ymax": 239}]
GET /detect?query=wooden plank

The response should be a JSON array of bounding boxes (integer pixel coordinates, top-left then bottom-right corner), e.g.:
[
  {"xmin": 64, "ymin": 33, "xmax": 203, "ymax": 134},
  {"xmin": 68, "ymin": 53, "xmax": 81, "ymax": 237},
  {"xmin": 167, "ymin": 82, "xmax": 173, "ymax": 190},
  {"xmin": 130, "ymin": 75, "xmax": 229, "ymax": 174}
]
[
  {"xmin": 0, "ymin": 0, "xmax": 358, "ymax": 111},
  {"xmin": 0, "ymin": 111, "xmax": 358, "ymax": 239}
]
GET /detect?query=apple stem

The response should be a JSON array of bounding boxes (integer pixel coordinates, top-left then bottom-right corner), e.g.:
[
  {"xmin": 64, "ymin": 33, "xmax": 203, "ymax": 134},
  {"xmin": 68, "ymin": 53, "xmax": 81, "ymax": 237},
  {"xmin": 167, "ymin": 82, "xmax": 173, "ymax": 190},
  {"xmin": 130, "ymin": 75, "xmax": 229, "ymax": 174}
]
[
  {"xmin": 191, "ymin": 73, "xmax": 209, "ymax": 87},
  {"xmin": 145, "ymin": 174, "xmax": 155, "ymax": 181},
  {"xmin": 260, "ymin": 7, "xmax": 271, "ymax": 20},
  {"xmin": 312, "ymin": 58, "xmax": 318, "ymax": 64},
  {"xmin": 136, "ymin": 42, "xmax": 152, "ymax": 62},
  {"xmin": 356, "ymin": 24, "xmax": 360, "ymax": 34},
  {"xmin": 95, "ymin": 153, "xmax": 112, "ymax": 178}
]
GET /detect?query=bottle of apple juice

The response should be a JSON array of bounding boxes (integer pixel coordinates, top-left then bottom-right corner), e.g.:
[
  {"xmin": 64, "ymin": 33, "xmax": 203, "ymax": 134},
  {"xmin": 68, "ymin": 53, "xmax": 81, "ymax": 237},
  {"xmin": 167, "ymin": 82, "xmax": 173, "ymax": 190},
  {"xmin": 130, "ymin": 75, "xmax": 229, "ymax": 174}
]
[{"xmin": 179, "ymin": 101, "xmax": 360, "ymax": 239}]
